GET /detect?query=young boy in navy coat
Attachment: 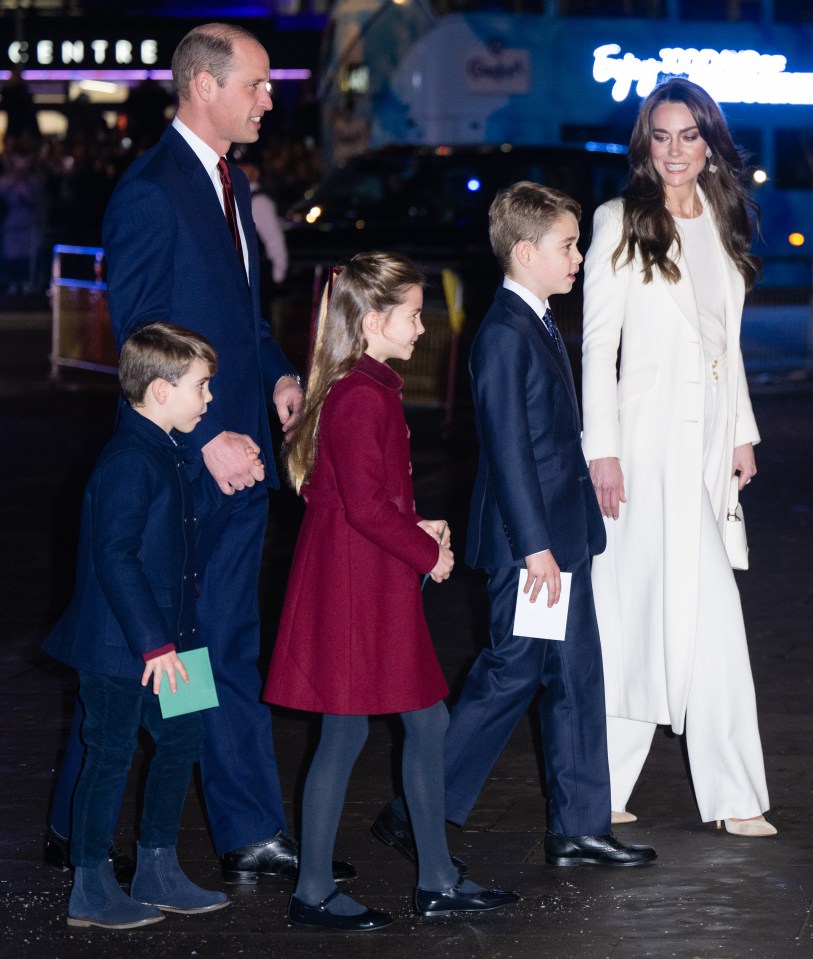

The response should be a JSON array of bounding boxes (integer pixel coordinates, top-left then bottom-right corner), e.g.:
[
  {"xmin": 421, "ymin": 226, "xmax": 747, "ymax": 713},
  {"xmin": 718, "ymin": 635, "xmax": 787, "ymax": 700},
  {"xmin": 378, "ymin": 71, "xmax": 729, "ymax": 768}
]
[
  {"xmin": 375, "ymin": 183, "xmax": 657, "ymax": 868},
  {"xmin": 43, "ymin": 322, "xmax": 229, "ymax": 928}
]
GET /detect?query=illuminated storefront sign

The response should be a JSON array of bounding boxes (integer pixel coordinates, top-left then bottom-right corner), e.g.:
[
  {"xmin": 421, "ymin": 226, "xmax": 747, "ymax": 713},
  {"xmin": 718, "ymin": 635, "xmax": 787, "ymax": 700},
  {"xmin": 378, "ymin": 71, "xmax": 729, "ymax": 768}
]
[
  {"xmin": 593, "ymin": 43, "xmax": 813, "ymax": 105},
  {"xmin": 8, "ymin": 39, "xmax": 159, "ymax": 68}
]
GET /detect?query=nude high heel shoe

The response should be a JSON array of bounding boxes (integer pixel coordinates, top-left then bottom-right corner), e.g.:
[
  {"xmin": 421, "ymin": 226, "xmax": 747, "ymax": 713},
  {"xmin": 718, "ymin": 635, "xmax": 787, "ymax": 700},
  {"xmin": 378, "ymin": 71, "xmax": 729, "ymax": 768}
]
[
  {"xmin": 611, "ymin": 810, "xmax": 638, "ymax": 824},
  {"xmin": 716, "ymin": 816, "xmax": 777, "ymax": 837}
]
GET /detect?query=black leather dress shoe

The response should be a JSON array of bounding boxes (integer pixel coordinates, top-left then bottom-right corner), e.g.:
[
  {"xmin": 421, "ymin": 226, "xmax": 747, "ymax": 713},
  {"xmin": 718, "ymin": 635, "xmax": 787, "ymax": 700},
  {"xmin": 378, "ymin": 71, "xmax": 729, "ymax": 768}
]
[
  {"xmin": 220, "ymin": 830, "xmax": 357, "ymax": 885},
  {"xmin": 544, "ymin": 831, "xmax": 657, "ymax": 867},
  {"xmin": 288, "ymin": 890, "xmax": 393, "ymax": 931},
  {"xmin": 372, "ymin": 801, "xmax": 468, "ymax": 875},
  {"xmin": 414, "ymin": 881, "xmax": 520, "ymax": 917},
  {"xmin": 43, "ymin": 827, "xmax": 135, "ymax": 885}
]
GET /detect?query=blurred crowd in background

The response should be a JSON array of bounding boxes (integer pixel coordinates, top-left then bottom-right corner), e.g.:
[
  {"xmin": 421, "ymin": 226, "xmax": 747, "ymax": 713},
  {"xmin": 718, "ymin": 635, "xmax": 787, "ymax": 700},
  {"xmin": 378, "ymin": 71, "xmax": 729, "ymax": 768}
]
[{"xmin": 0, "ymin": 70, "xmax": 318, "ymax": 296}]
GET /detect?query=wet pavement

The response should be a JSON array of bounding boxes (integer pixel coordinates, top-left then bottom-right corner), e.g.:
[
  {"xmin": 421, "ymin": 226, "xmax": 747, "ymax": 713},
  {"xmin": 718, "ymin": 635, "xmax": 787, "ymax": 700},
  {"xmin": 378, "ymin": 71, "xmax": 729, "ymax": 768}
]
[{"xmin": 2, "ymin": 309, "xmax": 813, "ymax": 958}]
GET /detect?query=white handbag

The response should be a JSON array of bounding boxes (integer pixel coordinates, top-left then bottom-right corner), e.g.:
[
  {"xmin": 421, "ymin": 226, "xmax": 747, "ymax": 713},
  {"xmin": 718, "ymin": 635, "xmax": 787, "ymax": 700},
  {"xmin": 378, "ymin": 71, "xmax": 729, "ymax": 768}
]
[{"xmin": 723, "ymin": 476, "xmax": 749, "ymax": 570}]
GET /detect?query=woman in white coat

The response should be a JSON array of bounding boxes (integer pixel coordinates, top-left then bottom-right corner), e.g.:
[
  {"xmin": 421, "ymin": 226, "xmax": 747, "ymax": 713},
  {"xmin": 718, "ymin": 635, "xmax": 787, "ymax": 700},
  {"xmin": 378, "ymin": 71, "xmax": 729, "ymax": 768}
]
[{"xmin": 581, "ymin": 78, "xmax": 775, "ymax": 837}]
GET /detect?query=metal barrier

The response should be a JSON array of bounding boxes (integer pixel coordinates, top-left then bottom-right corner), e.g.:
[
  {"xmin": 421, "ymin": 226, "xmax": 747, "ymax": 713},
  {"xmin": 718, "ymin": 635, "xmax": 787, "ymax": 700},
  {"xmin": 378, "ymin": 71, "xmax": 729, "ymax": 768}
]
[{"xmin": 50, "ymin": 244, "xmax": 117, "ymax": 381}]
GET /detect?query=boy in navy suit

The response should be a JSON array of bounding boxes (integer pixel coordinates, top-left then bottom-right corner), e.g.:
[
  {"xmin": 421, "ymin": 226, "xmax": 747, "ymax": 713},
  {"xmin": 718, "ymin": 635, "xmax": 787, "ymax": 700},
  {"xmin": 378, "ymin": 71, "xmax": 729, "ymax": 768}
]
[
  {"xmin": 44, "ymin": 323, "xmax": 230, "ymax": 928},
  {"xmin": 375, "ymin": 183, "xmax": 656, "ymax": 868}
]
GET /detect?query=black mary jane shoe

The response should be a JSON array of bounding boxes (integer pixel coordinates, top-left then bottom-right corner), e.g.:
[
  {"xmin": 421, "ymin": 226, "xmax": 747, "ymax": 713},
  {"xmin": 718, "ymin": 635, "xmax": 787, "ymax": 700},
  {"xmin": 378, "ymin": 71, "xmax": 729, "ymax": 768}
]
[
  {"xmin": 288, "ymin": 889, "xmax": 393, "ymax": 931},
  {"xmin": 414, "ymin": 881, "xmax": 520, "ymax": 917}
]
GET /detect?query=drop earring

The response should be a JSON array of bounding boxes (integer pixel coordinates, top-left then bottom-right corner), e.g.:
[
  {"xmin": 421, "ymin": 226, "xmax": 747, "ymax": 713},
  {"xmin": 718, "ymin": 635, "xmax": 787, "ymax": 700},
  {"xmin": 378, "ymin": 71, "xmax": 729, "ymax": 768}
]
[{"xmin": 706, "ymin": 147, "xmax": 717, "ymax": 174}]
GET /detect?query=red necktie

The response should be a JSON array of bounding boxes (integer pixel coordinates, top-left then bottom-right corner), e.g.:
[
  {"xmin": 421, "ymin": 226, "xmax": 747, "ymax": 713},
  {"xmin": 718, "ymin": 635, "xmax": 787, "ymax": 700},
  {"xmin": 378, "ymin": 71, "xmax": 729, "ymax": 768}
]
[{"xmin": 216, "ymin": 158, "xmax": 244, "ymax": 264}]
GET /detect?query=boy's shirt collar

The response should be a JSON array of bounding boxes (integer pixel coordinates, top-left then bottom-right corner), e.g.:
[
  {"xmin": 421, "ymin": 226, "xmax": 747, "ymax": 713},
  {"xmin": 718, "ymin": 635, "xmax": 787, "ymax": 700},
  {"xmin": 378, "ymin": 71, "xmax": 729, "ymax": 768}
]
[{"xmin": 503, "ymin": 276, "xmax": 550, "ymax": 323}]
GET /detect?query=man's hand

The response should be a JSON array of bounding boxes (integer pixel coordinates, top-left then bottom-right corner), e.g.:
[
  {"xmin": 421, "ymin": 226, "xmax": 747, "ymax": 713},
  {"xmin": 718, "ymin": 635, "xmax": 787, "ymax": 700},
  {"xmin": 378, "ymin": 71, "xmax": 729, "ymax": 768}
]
[
  {"xmin": 732, "ymin": 443, "xmax": 757, "ymax": 491},
  {"xmin": 524, "ymin": 550, "xmax": 561, "ymax": 607},
  {"xmin": 202, "ymin": 431, "xmax": 265, "ymax": 495},
  {"xmin": 589, "ymin": 456, "xmax": 627, "ymax": 520},
  {"xmin": 141, "ymin": 650, "xmax": 188, "ymax": 695},
  {"xmin": 273, "ymin": 375, "xmax": 304, "ymax": 434}
]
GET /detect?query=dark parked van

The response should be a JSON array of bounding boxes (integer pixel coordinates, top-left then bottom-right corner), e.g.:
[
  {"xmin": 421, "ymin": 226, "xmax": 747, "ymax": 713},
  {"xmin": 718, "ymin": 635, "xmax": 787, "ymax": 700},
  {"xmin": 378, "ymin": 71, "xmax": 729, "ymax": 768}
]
[{"xmin": 285, "ymin": 143, "xmax": 628, "ymax": 270}]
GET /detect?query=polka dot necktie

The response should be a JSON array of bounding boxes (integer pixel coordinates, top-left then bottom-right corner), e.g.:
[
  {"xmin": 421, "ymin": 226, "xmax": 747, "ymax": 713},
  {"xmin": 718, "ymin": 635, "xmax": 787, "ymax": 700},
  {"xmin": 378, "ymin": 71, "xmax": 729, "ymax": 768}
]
[{"xmin": 543, "ymin": 306, "xmax": 564, "ymax": 358}]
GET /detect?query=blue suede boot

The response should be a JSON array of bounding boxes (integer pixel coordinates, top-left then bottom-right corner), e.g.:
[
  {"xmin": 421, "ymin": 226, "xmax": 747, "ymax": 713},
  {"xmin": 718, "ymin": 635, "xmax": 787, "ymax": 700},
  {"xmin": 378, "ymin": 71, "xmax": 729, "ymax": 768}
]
[
  {"xmin": 68, "ymin": 859, "xmax": 164, "ymax": 929},
  {"xmin": 131, "ymin": 845, "xmax": 229, "ymax": 914}
]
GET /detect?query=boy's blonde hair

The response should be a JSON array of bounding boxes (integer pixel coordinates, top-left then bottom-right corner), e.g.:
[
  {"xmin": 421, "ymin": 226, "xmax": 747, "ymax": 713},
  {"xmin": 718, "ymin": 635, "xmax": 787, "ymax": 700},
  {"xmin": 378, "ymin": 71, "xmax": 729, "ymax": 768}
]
[
  {"xmin": 489, "ymin": 181, "xmax": 581, "ymax": 275},
  {"xmin": 119, "ymin": 321, "xmax": 217, "ymax": 406},
  {"xmin": 285, "ymin": 251, "xmax": 424, "ymax": 492}
]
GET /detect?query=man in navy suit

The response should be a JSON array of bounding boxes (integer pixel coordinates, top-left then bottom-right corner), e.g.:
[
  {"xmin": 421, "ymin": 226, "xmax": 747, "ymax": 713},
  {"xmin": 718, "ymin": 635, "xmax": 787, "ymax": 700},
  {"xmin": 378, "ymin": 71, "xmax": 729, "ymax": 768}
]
[
  {"xmin": 46, "ymin": 23, "xmax": 353, "ymax": 885},
  {"xmin": 375, "ymin": 182, "xmax": 656, "ymax": 866}
]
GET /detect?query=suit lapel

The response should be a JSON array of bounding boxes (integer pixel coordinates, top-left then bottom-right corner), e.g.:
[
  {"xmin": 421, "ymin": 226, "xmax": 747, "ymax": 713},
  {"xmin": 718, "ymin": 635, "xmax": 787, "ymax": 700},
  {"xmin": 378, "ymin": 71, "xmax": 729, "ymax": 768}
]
[
  {"xmin": 499, "ymin": 289, "xmax": 579, "ymax": 412},
  {"xmin": 164, "ymin": 129, "xmax": 252, "ymax": 308},
  {"xmin": 233, "ymin": 170, "xmax": 260, "ymax": 294},
  {"xmin": 664, "ymin": 239, "xmax": 700, "ymax": 335},
  {"xmin": 663, "ymin": 185, "xmax": 729, "ymax": 337}
]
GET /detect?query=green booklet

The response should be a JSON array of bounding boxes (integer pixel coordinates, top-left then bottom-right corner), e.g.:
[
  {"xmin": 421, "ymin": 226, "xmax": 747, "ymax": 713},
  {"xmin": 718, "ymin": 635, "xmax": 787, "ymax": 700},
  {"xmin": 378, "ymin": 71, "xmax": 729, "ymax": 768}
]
[{"xmin": 158, "ymin": 647, "xmax": 219, "ymax": 718}]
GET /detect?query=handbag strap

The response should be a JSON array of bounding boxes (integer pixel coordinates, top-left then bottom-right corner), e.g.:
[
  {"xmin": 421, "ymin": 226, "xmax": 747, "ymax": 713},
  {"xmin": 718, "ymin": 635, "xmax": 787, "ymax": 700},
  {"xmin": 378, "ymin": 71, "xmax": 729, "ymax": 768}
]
[{"xmin": 727, "ymin": 476, "xmax": 741, "ymax": 518}]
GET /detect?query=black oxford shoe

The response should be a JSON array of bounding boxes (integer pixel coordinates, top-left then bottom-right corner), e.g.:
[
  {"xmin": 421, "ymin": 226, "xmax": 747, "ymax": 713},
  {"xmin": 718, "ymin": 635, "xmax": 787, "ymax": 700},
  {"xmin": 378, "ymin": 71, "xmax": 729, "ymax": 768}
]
[
  {"xmin": 43, "ymin": 827, "xmax": 135, "ymax": 885},
  {"xmin": 414, "ymin": 881, "xmax": 520, "ymax": 917},
  {"xmin": 544, "ymin": 831, "xmax": 657, "ymax": 867},
  {"xmin": 372, "ymin": 800, "xmax": 468, "ymax": 875},
  {"xmin": 220, "ymin": 829, "xmax": 357, "ymax": 884},
  {"xmin": 288, "ymin": 890, "xmax": 393, "ymax": 931}
]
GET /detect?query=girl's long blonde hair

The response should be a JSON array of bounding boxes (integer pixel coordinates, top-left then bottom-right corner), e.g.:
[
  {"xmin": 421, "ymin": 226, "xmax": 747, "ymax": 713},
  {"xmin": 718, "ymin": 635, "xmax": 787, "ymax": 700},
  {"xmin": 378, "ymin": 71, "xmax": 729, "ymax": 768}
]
[{"xmin": 285, "ymin": 251, "xmax": 425, "ymax": 493}]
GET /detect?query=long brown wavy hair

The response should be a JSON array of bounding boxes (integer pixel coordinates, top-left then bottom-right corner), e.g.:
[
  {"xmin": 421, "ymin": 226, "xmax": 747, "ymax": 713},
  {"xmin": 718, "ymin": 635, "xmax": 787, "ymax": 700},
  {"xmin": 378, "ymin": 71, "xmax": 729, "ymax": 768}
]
[
  {"xmin": 285, "ymin": 251, "xmax": 425, "ymax": 493},
  {"xmin": 613, "ymin": 77, "xmax": 759, "ymax": 289}
]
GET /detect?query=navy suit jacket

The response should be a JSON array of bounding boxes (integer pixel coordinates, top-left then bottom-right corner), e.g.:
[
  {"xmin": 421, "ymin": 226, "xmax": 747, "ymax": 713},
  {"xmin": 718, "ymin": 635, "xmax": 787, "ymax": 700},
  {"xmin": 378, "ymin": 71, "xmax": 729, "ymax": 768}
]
[
  {"xmin": 465, "ymin": 286, "xmax": 606, "ymax": 570},
  {"xmin": 102, "ymin": 125, "xmax": 296, "ymax": 486},
  {"xmin": 44, "ymin": 407, "xmax": 199, "ymax": 680}
]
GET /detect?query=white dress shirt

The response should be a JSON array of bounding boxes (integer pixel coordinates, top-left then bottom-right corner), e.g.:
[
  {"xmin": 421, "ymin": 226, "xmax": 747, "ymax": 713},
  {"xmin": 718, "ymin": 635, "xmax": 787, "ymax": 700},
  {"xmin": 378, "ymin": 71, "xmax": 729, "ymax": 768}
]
[{"xmin": 503, "ymin": 275, "xmax": 551, "ymax": 327}]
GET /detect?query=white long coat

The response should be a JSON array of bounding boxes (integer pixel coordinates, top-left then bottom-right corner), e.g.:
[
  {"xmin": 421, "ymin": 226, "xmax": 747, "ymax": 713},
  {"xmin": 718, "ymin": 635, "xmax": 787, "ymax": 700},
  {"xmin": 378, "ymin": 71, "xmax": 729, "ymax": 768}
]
[{"xmin": 581, "ymin": 196, "xmax": 759, "ymax": 735}]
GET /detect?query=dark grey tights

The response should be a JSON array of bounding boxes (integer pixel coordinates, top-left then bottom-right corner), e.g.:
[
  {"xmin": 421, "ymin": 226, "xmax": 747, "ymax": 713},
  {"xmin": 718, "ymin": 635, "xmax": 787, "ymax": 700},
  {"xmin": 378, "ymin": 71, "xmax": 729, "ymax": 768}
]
[{"xmin": 294, "ymin": 701, "xmax": 460, "ymax": 913}]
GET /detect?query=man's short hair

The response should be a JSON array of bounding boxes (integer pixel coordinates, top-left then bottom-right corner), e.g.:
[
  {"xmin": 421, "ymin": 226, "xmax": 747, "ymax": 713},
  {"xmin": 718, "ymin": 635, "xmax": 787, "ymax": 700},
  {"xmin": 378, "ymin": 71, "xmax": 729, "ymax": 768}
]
[
  {"xmin": 171, "ymin": 23, "xmax": 259, "ymax": 101},
  {"xmin": 119, "ymin": 321, "xmax": 217, "ymax": 406},
  {"xmin": 489, "ymin": 181, "xmax": 581, "ymax": 275}
]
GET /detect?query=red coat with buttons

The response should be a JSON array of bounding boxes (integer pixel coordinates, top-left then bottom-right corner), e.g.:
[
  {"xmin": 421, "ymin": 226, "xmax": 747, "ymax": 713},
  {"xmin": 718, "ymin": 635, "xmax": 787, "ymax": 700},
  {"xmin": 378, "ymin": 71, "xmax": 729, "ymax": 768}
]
[{"xmin": 263, "ymin": 353, "xmax": 449, "ymax": 714}]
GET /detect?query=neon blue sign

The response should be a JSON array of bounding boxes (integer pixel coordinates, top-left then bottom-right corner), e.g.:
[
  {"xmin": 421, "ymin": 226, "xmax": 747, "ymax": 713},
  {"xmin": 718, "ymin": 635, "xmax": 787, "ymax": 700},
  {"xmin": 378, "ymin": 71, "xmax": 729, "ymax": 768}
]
[{"xmin": 593, "ymin": 43, "xmax": 813, "ymax": 105}]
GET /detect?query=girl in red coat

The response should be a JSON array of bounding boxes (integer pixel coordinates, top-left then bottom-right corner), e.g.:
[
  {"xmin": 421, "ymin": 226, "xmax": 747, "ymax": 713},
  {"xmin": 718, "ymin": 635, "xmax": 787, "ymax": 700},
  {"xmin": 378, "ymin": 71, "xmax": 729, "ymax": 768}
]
[{"xmin": 263, "ymin": 252, "xmax": 518, "ymax": 930}]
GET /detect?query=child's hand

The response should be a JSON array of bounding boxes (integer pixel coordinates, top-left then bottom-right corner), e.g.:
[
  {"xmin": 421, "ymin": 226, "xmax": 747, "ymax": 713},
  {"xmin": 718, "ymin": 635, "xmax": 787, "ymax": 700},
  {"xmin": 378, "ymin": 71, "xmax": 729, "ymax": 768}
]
[
  {"xmin": 524, "ymin": 550, "xmax": 561, "ymax": 607},
  {"xmin": 246, "ymin": 446, "xmax": 265, "ymax": 479},
  {"xmin": 430, "ymin": 544, "xmax": 454, "ymax": 583},
  {"xmin": 141, "ymin": 650, "xmax": 189, "ymax": 695},
  {"xmin": 417, "ymin": 519, "xmax": 451, "ymax": 548}
]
